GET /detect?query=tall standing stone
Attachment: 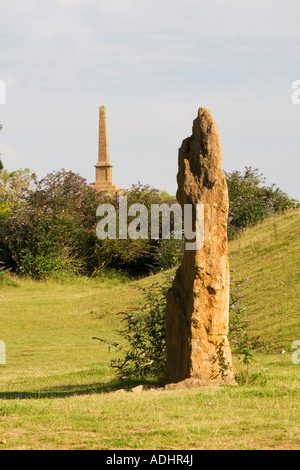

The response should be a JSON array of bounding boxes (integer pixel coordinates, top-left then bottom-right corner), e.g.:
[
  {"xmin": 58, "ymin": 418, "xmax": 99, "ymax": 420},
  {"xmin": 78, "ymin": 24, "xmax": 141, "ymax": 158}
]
[
  {"xmin": 165, "ymin": 107, "xmax": 235, "ymax": 385},
  {"xmin": 94, "ymin": 106, "xmax": 118, "ymax": 192}
]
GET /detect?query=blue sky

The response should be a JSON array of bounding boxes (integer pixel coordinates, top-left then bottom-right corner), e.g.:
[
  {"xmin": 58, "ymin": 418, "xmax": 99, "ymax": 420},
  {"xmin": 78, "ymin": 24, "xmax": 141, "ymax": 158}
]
[{"xmin": 1, "ymin": 0, "xmax": 300, "ymax": 199}]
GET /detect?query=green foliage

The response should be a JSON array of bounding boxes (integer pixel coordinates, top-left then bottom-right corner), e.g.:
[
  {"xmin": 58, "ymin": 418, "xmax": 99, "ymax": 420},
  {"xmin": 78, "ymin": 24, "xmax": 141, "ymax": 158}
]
[
  {"xmin": 0, "ymin": 170, "xmax": 100, "ymax": 278},
  {"xmin": 226, "ymin": 167, "xmax": 299, "ymax": 239},
  {"xmin": 94, "ymin": 183, "xmax": 181, "ymax": 276},
  {"xmin": 0, "ymin": 168, "xmax": 36, "ymax": 224},
  {"xmin": 1, "ymin": 166, "xmax": 298, "ymax": 280},
  {"xmin": 0, "ymin": 168, "xmax": 36, "ymax": 211},
  {"xmin": 20, "ymin": 248, "xmax": 81, "ymax": 280},
  {"xmin": 105, "ymin": 278, "xmax": 172, "ymax": 378},
  {"xmin": 228, "ymin": 274, "xmax": 264, "ymax": 383},
  {"xmin": 0, "ymin": 201, "xmax": 10, "ymax": 221},
  {"xmin": 229, "ymin": 279, "xmax": 254, "ymax": 364},
  {"xmin": 107, "ymin": 273, "xmax": 262, "ymax": 380},
  {"xmin": 153, "ymin": 238, "xmax": 184, "ymax": 271},
  {"xmin": 0, "ymin": 174, "xmax": 181, "ymax": 279}
]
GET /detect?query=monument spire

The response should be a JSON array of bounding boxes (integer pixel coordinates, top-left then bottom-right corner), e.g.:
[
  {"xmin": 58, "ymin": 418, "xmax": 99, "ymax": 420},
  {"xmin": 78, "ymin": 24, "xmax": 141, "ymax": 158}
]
[
  {"xmin": 98, "ymin": 105, "xmax": 109, "ymax": 164},
  {"xmin": 93, "ymin": 105, "xmax": 118, "ymax": 191}
]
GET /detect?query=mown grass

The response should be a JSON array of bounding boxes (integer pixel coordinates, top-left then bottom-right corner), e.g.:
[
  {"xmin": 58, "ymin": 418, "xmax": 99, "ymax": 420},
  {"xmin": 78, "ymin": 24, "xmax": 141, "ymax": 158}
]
[
  {"xmin": 0, "ymin": 210, "xmax": 299, "ymax": 449},
  {"xmin": 0, "ymin": 354, "xmax": 299, "ymax": 450}
]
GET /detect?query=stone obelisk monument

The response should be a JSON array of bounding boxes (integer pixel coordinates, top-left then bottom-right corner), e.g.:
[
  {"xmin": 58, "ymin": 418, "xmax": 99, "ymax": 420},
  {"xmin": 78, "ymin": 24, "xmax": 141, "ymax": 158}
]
[
  {"xmin": 165, "ymin": 107, "xmax": 236, "ymax": 386},
  {"xmin": 93, "ymin": 106, "xmax": 118, "ymax": 191}
]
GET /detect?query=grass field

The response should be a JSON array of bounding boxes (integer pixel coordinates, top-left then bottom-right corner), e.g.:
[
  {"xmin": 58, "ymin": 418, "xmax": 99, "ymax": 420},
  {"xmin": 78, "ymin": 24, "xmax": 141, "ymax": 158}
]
[{"xmin": 0, "ymin": 210, "xmax": 299, "ymax": 450}]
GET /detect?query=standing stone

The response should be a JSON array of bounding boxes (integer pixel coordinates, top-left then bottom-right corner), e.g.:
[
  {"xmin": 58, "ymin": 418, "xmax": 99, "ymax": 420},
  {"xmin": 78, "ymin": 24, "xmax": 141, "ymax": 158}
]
[
  {"xmin": 93, "ymin": 106, "xmax": 118, "ymax": 192},
  {"xmin": 165, "ymin": 107, "xmax": 235, "ymax": 385}
]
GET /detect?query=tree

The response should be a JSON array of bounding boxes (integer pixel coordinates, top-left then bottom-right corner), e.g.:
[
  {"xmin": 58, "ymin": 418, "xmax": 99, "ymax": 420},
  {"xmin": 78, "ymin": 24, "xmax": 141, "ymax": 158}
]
[{"xmin": 0, "ymin": 168, "xmax": 36, "ymax": 211}]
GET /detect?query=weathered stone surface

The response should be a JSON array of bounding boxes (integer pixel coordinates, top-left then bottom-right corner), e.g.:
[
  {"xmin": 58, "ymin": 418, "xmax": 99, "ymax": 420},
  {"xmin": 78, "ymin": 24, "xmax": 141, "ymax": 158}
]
[{"xmin": 165, "ymin": 107, "xmax": 236, "ymax": 385}]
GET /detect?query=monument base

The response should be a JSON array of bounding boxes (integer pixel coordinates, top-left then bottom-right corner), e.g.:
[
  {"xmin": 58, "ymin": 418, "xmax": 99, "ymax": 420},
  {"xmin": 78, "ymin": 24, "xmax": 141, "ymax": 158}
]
[{"xmin": 93, "ymin": 181, "xmax": 119, "ymax": 192}]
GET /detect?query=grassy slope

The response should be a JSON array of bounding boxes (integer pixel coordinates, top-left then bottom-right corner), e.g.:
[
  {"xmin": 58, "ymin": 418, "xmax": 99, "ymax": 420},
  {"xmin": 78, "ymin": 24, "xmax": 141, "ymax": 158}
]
[
  {"xmin": 0, "ymin": 210, "xmax": 299, "ymax": 450},
  {"xmin": 229, "ymin": 209, "xmax": 300, "ymax": 351}
]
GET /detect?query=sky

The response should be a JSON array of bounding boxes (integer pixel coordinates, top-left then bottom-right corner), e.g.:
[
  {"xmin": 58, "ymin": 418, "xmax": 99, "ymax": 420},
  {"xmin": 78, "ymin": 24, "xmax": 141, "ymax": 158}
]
[{"xmin": 0, "ymin": 0, "xmax": 300, "ymax": 199}]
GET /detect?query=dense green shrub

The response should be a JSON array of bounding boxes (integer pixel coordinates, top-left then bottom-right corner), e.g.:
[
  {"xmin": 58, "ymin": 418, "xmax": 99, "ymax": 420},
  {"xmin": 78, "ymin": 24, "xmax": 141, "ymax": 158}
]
[
  {"xmin": 226, "ymin": 167, "xmax": 299, "ymax": 238},
  {"xmin": 0, "ymin": 172, "xmax": 180, "ymax": 279},
  {"xmin": 0, "ymin": 170, "xmax": 100, "ymax": 278},
  {"xmin": 93, "ymin": 183, "xmax": 179, "ymax": 276}
]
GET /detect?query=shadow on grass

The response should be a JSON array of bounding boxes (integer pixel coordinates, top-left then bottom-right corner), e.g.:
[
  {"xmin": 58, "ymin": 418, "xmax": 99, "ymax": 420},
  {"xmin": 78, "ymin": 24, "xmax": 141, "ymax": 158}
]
[{"xmin": 0, "ymin": 376, "xmax": 164, "ymax": 400}]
